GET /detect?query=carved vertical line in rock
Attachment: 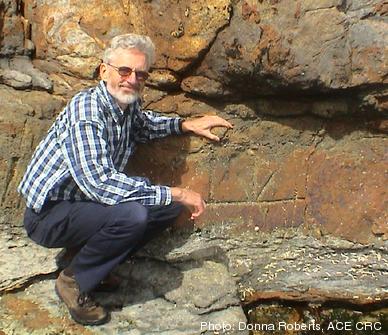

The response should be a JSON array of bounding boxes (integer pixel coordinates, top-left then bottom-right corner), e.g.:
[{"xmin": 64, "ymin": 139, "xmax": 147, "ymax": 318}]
[
  {"xmin": 0, "ymin": 1, "xmax": 5, "ymax": 49},
  {"xmin": 209, "ymin": 148, "xmax": 225, "ymax": 202},
  {"xmin": 303, "ymin": 128, "xmax": 326, "ymax": 226},
  {"xmin": 1, "ymin": 157, "xmax": 20, "ymax": 205},
  {"xmin": 257, "ymin": 170, "xmax": 275, "ymax": 201}
]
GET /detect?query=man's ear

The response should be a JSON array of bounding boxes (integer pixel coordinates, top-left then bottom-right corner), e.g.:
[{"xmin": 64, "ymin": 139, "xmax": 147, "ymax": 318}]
[{"xmin": 100, "ymin": 63, "xmax": 108, "ymax": 81}]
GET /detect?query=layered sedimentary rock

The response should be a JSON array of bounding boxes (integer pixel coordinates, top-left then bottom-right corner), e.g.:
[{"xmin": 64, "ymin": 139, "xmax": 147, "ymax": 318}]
[{"xmin": 0, "ymin": 0, "xmax": 387, "ymax": 333}]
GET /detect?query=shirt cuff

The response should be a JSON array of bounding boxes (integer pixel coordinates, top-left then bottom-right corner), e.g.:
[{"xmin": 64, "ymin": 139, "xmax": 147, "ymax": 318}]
[
  {"xmin": 155, "ymin": 185, "xmax": 172, "ymax": 205},
  {"xmin": 170, "ymin": 118, "xmax": 184, "ymax": 135}
]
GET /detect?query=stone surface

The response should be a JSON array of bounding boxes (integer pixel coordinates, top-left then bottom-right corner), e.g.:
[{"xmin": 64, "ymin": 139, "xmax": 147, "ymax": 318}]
[
  {"xmin": 0, "ymin": 69, "xmax": 32, "ymax": 89},
  {"xmin": 181, "ymin": 76, "xmax": 227, "ymax": 98},
  {"xmin": 306, "ymin": 148, "xmax": 388, "ymax": 244},
  {"xmin": 195, "ymin": 0, "xmax": 388, "ymax": 97},
  {"xmin": 0, "ymin": 15, "xmax": 25, "ymax": 56},
  {"xmin": 0, "ymin": 228, "xmax": 249, "ymax": 335},
  {"xmin": 9, "ymin": 56, "xmax": 53, "ymax": 91},
  {"xmin": 0, "ymin": 225, "xmax": 386, "ymax": 334},
  {"xmin": 23, "ymin": 0, "xmax": 232, "ymax": 77},
  {"xmin": 141, "ymin": 225, "xmax": 388, "ymax": 307},
  {"xmin": 247, "ymin": 303, "xmax": 387, "ymax": 335},
  {"xmin": 147, "ymin": 92, "xmax": 220, "ymax": 117},
  {"xmin": 0, "ymin": 0, "xmax": 387, "ymax": 333},
  {"xmin": 148, "ymin": 69, "xmax": 181, "ymax": 91},
  {"xmin": 0, "ymin": 85, "xmax": 64, "ymax": 223},
  {"xmin": 0, "ymin": 226, "xmax": 58, "ymax": 293}
]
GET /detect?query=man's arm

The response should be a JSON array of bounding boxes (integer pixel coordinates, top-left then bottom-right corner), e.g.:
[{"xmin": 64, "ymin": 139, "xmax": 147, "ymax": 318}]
[
  {"xmin": 60, "ymin": 117, "xmax": 172, "ymax": 206},
  {"xmin": 131, "ymin": 111, "xmax": 232, "ymax": 219},
  {"xmin": 133, "ymin": 108, "xmax": 183, "ymax": 143}
]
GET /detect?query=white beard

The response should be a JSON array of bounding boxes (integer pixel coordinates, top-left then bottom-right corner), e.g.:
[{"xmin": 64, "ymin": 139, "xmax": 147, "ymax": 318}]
[{"xmin": 112, "ymin": 91, "xmax": 139, "ymax": 105}]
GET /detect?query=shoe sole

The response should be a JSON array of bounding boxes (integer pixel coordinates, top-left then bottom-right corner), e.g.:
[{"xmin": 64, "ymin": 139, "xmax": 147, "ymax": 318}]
[{"xmin": 55, "ymin": 283, "xmax": 110, "ymax": 326}]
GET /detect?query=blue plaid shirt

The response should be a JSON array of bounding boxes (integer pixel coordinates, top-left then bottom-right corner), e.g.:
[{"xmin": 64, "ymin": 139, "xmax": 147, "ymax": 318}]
[{"xmin": 18, "ymin": 80, "xmax": 182, "ymax": 213}]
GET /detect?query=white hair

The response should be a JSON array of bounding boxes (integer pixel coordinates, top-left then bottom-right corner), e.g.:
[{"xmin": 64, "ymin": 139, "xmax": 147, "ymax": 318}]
[{"xmin": 103, "ymin": 33, "xmax": 156, "ymax": 69}]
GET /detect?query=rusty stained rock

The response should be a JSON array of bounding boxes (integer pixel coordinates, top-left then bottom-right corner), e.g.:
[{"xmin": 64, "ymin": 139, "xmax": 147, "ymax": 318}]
[
  {"xmin": 0, "ymin": 85, "xmax": 64, "ymax": 214},
  {"xmin": 349, "ymin": 19, "xmax": 388, "ymax": 86},
  {"xmin": 23, "ymin": 0, "xmax": 127, "ymax": 78},
  {"xmin": 306, "ymin": 149, "xmax": 388, "ymax": 243},
  {"xmin": 195, "ymin": 0, "xmax": 388, "ymax": 96},
  {"xmin": 0, "ymin": 14, "xmax": 26, "ymax": 56},
  {"xmin": 181, "ymin": 75, "xmax": 227, "ymax": 98},
  {"xmin": 147, "ymin": 69, "xmax": 181, "ymax": 90},
  {"xmin": 147, "ymin": 91, "xmax": 221, "ymax": 117},
  {"xmin": 22, "ymin": 0, "xmax": 232, "ymax": 77},
  {"xmin": 155, "ymin": 0, "xmax": 233, "ymax": 72},
  {"xmin": 183, "ymin": 113, "xmax": 386, "ymax": 244}
]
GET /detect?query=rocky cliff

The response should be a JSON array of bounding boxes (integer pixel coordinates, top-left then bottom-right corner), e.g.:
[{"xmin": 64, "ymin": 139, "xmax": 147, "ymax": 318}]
[{"xmin": 0, "ymin": 0, "xmax": 387, "ymax": 334}]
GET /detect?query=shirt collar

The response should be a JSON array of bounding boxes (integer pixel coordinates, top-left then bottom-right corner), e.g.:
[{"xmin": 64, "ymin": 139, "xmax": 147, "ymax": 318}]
[{"xmin": 96, "ymin": 80, "xmax": 140, "ymax": 121}]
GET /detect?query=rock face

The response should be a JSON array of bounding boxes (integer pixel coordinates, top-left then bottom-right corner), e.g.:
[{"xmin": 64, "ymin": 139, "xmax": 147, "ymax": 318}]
[
  {"xmin": 195, "ymin": 0, "xmax": 388, "ymax": 94},
  {"xmin": 0, "ymin": 224, "xmax": 387, "ymax": 334},
  {"xmin": 0, "ymin": 0, "xmax": 387, "ymax": 332}
]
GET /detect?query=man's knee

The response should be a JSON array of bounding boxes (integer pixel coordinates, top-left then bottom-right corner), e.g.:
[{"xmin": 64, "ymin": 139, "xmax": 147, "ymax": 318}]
[
  {"xmin": 127, "ymin": 201, "xmax": 148, "ymax": 226},
  {"xmin": 109, "ymin": 201, "xmax": 148, "ymax": 232}
]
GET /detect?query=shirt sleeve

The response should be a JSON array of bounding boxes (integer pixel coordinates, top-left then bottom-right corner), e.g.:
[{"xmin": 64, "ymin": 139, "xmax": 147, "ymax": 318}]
[
  {"xmin": 60, "ymin": 118, "xmax": 172, "ymax": 206},
  {"xmin": 132, "ymin": 108, "xmax": 183, "ymax": 143}
]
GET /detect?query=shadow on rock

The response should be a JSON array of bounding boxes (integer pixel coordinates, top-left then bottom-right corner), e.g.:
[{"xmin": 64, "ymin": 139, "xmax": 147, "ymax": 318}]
[{"xmin": 92, "ymin": 227, "xmax": 233, "ymax": 314}]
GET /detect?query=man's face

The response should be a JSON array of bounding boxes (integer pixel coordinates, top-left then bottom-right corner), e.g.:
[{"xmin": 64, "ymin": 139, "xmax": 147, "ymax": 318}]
[{"xmin": 100, "ymin": 48, "xmax": 148, "ymax": 108}]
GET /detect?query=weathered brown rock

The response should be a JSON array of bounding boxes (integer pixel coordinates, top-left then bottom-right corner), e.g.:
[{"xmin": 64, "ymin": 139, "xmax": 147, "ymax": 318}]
[
  {"xmin": 0, "ymin": 15, "xmax": 25, "ymax": 56},
  {"xmin": 8, "ymin": 56, "xmax": 53, "ymax": 90},
  {"xmin": 349, "ymin": 19, "xmax": 388, "ymax": 86},
  {"xmin": 0, "ymin": 85, "xmax": 64, "ymax": 219},
  {"xmin": 193, "ymin": 0, "xmax": 388, "ymax": 102},
  {"xmin": 306, "ymin": 148, "xmax": 388, "ymax": 243},
  {"xmin": 258, "ymin": 149, "xmax": 310, "ymax": 201},
  {"xmin": 0, "ymin": 1, "xmax": 387, "ymax": 331},
  {"xmin": 211, "ymin": 150, "xmax": 264, "ymax": 202},
  {"xmin": 181, "ymin": 76, "xmax": 227, "ymax": 97},
  {"xmin": 175, "ymin": 154, "xmax": 212, "ymax": 201},
  {"xmin": 147, "ymin": 92, "xmax": 220, "ymax": 117},
  {"xmin": 148, "ymin": 69, "xmax": 181, "ymax": 90},
  {"xmin": 0, "ymin": 69, "xmax": 32, "ymax": 88},
  {"xmin": 23, "ymin": 0, "xmax": 232, "ymax": 77},
  {"xmin": 145, "ymin": 0, "xmax": 232, "ymax": 72}
]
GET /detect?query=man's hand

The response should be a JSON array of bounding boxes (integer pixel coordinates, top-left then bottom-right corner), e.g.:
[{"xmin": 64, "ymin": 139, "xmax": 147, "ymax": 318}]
[
  {"xmin": 181, "ymin": 115, "xmax": 233, "ymax": 141},
  {"xmin": 171, "ymin": 187, "xmax": 206, "ymax": 220}
]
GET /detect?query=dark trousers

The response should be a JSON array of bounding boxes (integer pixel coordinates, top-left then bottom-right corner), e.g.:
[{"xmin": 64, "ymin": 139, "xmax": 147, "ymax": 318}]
[{"xmin": 23, "ymin": 200, "xmax": 183, "ymax": 293}]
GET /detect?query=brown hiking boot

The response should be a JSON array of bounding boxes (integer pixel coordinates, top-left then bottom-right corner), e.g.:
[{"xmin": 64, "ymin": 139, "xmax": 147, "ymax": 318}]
[
  {"xmin": 55, "ymin": 269, "xmax": 109, "ymax": 326},
  {"xmin": 56, "ymin": 248, "xmax": 121, "ymax": 292}
]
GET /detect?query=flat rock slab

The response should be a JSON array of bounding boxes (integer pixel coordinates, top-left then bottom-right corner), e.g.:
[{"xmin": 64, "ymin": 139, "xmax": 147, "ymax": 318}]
[
  {"xmin": 205, "ymin": 226, "xmax": 387, "ymax": 306},
  {"xmin": 0, "ymin": 258, "xmax": 247, "ymax": 335},
  {"xmin": 141, "ymin": 226, "xmax": 388, "ymax": 305},
  {"xmin": 0, "ymin": 225, "xmax": 387, "ymax": 333},
  {"xmin": 0, "ymin": 229, "xmax": 58, "ymax": 293},
  {"xmin": 233, "ymin": 235, "xmax": 388, "ymax": 305}
]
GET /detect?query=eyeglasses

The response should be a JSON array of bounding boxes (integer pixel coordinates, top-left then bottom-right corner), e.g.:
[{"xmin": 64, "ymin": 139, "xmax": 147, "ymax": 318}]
[{"xmin": 106, "ymin": 63, "xmax": 149, "ymax": 81}]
